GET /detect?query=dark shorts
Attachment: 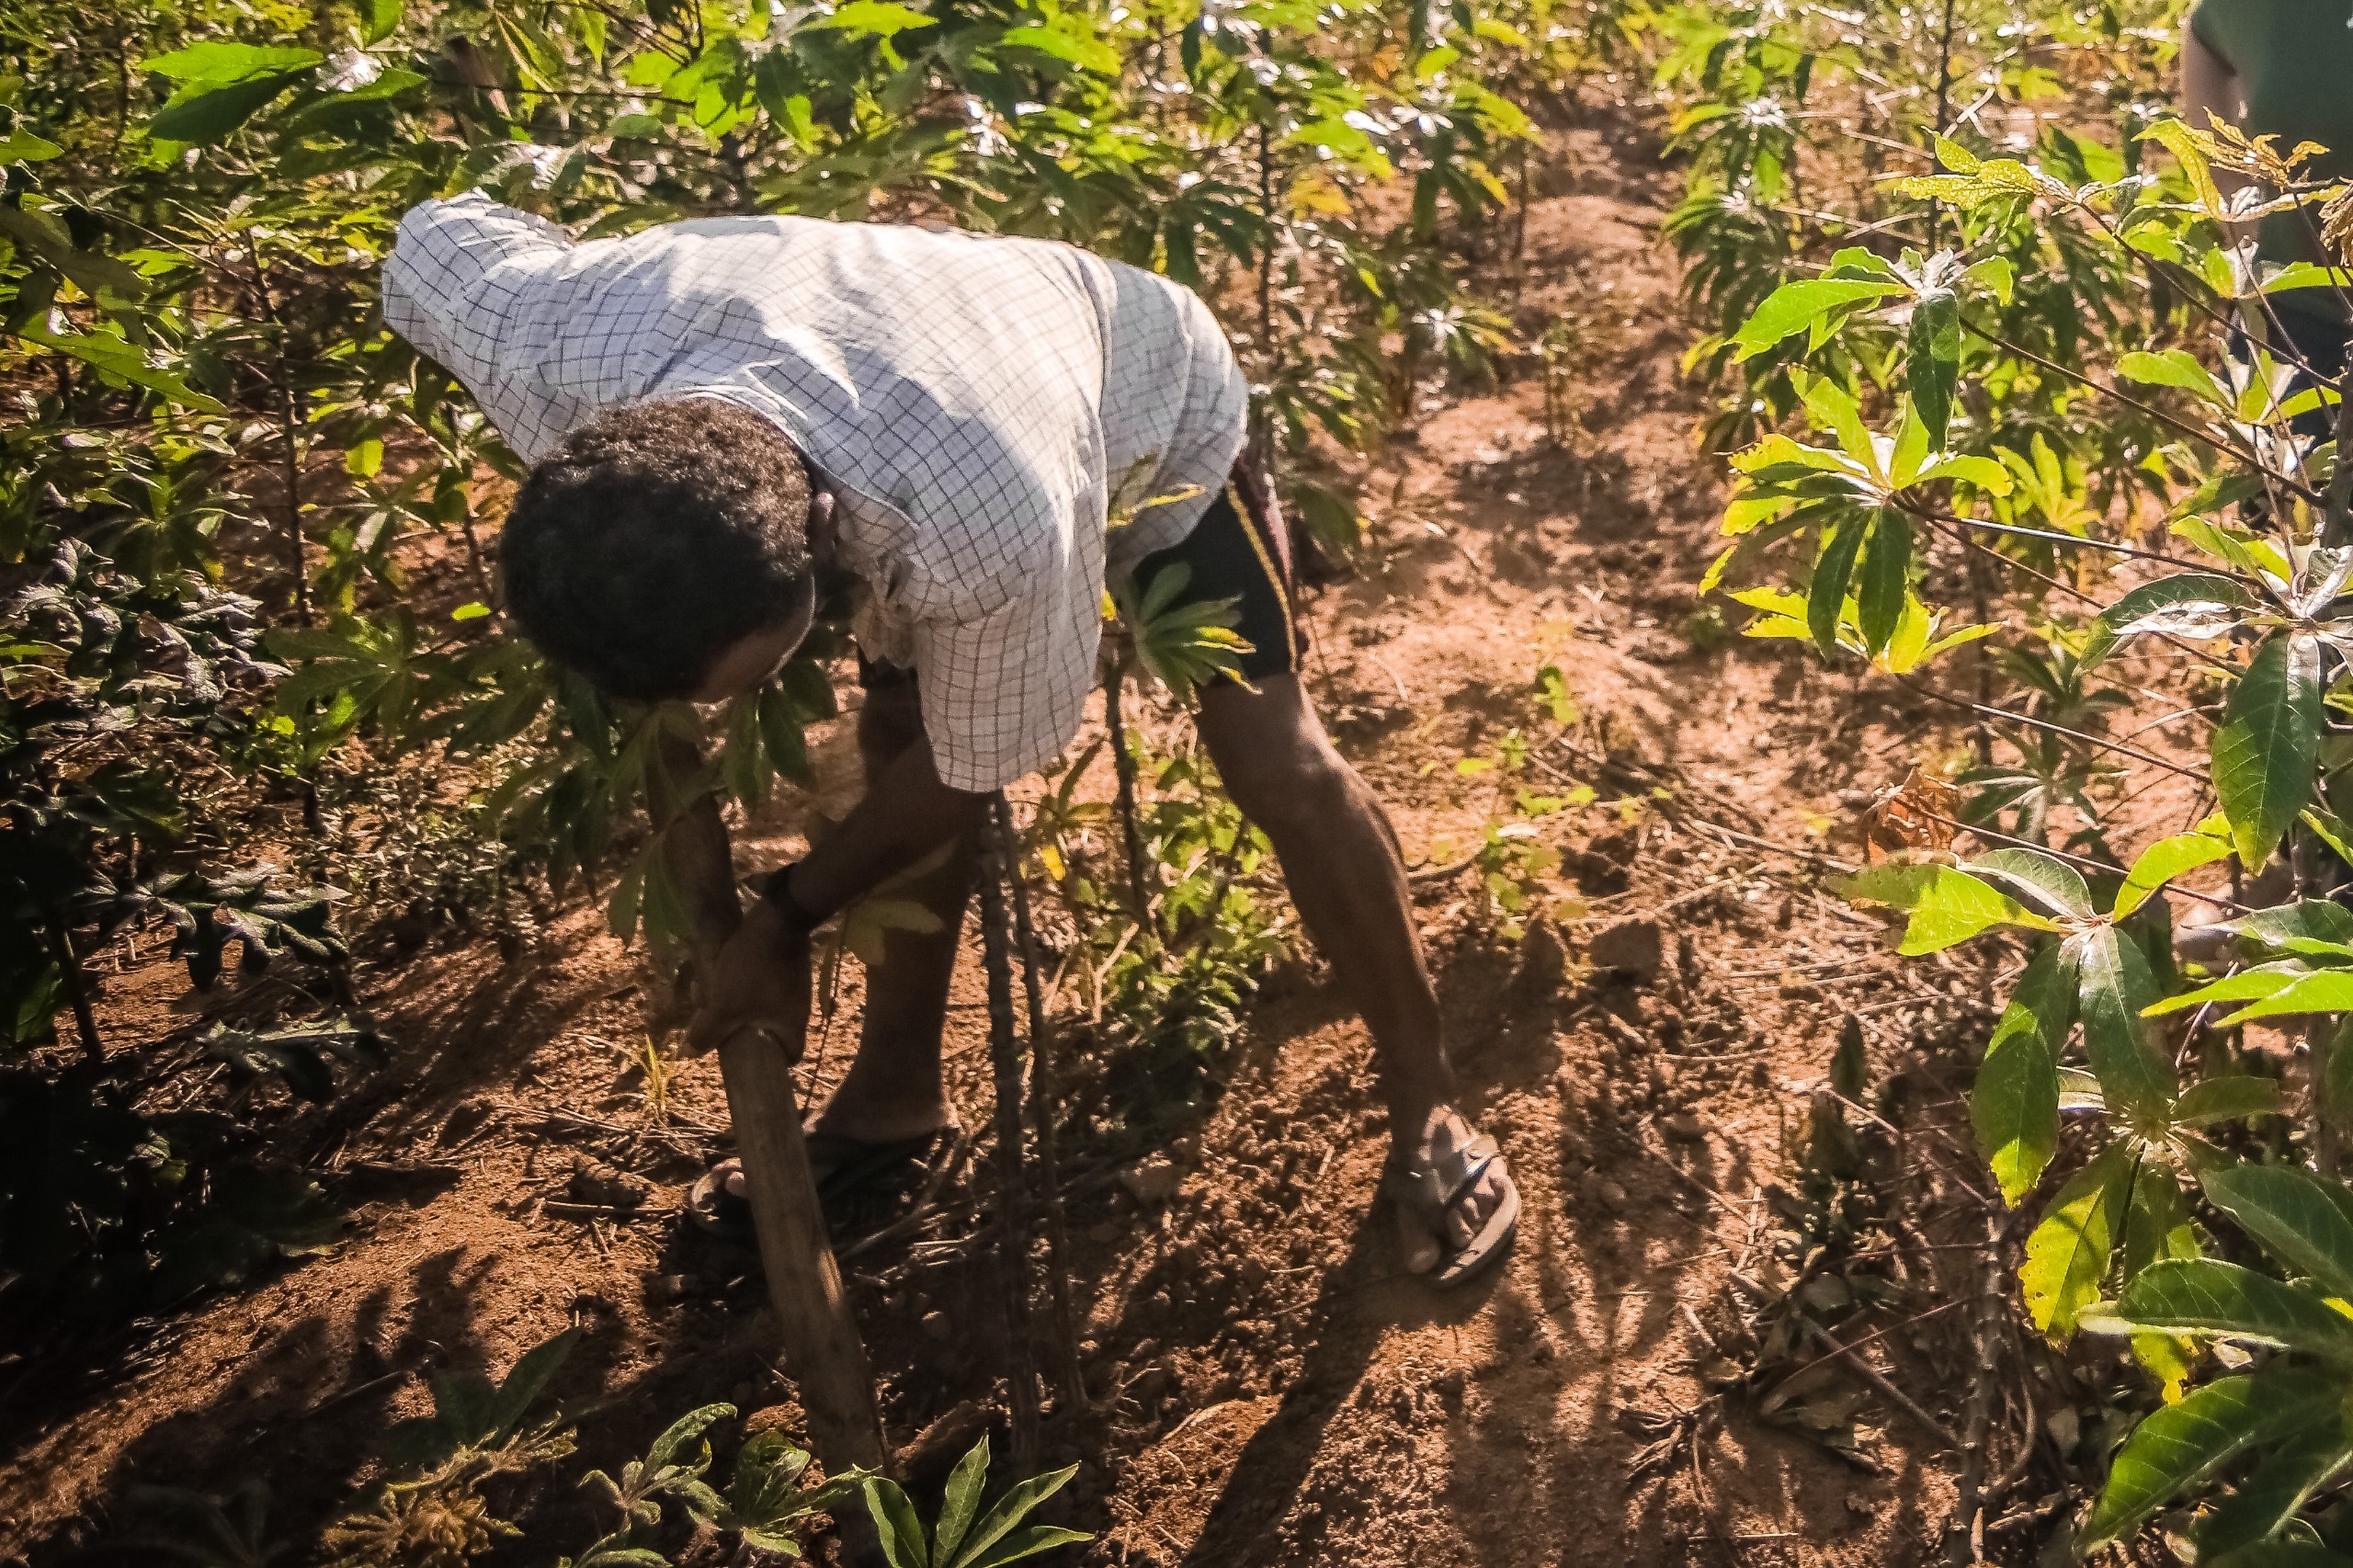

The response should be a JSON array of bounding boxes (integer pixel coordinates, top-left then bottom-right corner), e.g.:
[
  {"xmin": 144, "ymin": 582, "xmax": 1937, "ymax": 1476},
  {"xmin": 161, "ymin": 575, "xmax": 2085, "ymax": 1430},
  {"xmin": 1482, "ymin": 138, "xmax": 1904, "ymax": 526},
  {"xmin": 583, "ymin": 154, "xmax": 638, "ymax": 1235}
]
[{"xmin": 859, "ymin": 456, "xmax": 1302, "ymax": 694}]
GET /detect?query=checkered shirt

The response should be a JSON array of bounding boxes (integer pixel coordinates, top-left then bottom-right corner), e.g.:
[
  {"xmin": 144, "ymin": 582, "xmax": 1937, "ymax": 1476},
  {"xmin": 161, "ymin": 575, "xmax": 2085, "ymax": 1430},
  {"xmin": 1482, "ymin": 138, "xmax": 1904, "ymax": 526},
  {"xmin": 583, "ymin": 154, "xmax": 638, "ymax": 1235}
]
[{"xmin": 381, "ymin": 192, "xmax": 1248, "ymax": 790}]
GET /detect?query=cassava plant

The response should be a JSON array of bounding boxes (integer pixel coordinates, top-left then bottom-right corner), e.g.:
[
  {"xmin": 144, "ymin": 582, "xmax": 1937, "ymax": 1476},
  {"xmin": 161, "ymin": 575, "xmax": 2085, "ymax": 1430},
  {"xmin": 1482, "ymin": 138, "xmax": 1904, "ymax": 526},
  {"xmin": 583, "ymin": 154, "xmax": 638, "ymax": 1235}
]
[{"xmin": 1704, "ymin": 95, "xmax": 2353, "ymax": 1552}]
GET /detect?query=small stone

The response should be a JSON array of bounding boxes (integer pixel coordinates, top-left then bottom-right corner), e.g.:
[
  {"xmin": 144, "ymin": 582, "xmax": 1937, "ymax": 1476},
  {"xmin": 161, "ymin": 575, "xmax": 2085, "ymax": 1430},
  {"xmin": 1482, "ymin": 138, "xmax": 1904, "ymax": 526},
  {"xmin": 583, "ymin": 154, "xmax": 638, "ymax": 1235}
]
[
  {"xmin": 649, "ymin": 1273, "xmax": 692, "ymax": 1301},
  {"xmin": 1845, "ymin": 1491, "xmax": 1876, "ymax": 1517},
  {"xmin": 1598, "ymin": 1179, "xmax": 1629, "ymax": 1213},
  {"xmin": 1235, "ymin": 1256, "xmax": 1268, "ymax": 1290},
  {"xmin": 920, "ymin": 1311, "xmax": 954, "ymax": 1341},
  {"xmin": 1120, "ymin": 1158, "xmax": 1182, "ymax": 1205},
  {"xmin": 1432, "ymin": 1369, "xmax": 1467, "ymax": 1404},
  {"xmin": 1087, "ymin": 1220, "xmax": 1123, "ymax": 1244},
  {"xmin": 1529, "ymin": 1335, "xmax": 1556, "ymax": 1364},
  {"xmin": 1662, "ymin": 1111, "xmax": 1706, "ymax": 1142},
  {"xmin": 1588, "ymin": 918, "xmax": 1664, "ymax": 981}
]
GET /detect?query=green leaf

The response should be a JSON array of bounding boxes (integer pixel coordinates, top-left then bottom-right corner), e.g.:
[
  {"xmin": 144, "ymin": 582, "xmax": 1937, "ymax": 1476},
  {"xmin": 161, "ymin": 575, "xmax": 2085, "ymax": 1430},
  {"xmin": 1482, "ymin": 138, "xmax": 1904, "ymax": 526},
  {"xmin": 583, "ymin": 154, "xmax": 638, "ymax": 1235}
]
[
  {"xmin": 1975, "ymin": 944, "xmax": 2074, "ymax": 1205},
  {"xmin": 2085, "ymin": 573, "xmax": 2253, "ymax": 667},
  {"xmin": 1856, "ymin": 511, "xmax": 1911, "ymax": 656},
  {"xmin": 2228, "ymin": 901, "xmax": 2353, "ymax": 952},
  {"xmin": 2221, "ymin": 970, "xmax": 2353, "ymax": 1027},
  {"xmin": 0, "ymin": 128, "xmax": 63, "ymax": 163},
  {"xmin": 151, "ymin": 72, "xmax": 315, "ymax": 144},
  {"xmin": 2145, "ymin": 961, "xmax": 2304, "ymax": 1018},
  {"xmin": 2170, "ymin": 1074, "xmax": 2283, "ymax": 1127},
  {"xmin": 1961, "ymin": 254, "xmax": 2015, "ymax": 304},
  {"xmin": 2202, "ymin": 1164, "xmax": 2353, "ymax": 1299},
  {"xmin": 2073, "ymin": 926, "xmax": 2178, "ymax": 1131},
  {"xmin": 2101, "ymin": 1258, "xmax": 2353, "ymax": 1359},
  {"xmin": 364, "ymin": 0, "xmax": 404, "ymax": 45},
  {"xmin": 1968, "ymin": 846, "xmax": 2094, "ymax": 920},
  {"xmin": 645, "ymin": 1403, "xmax": 731, "ymax": 1471},
  {"xmin": 2120, "ymin": 347, "xmax": 2234, "ymax": 411},
  {"xmin": 2078, "ymin": 1371, "xmax": 2328, "ymax": 1551},
  {"xmin": 933, "ymin": 1438, "xmax": 990, "ymax": 1567},
  {"xmin": 2122, "ymin": 1163, "xmax": 2199, "ymax": 1282},
  {"xmin": 959, "ymin": 1527, "xmax": 1095, "ymax": 1568},
  {"xmin": 140, "ymin": 42, "xmax": 324, "ymax": 82},
  {"xmin": 942, "ymin": 1464, "xmax": 1077, "ymax": 1568},
  {"xmin": 1839, "ymin": 863, "xmax": 2053, "ymax": 954},
  {"xmin": 2021, "ymin": 1142, "xmax": 2132, "ymax": 1340},
  {"xmin": 759, "ymin": 685, "xmax": 811, "ymax": 785},
  {"xmin": 1906, "ymin": 294, "xmax": 1960, "ymax": 447},
  {"xmin": 2200, "ymin": 1417, "xmax": 2353, "ymax": 1559},
  {"xmin": 1808, "ymin": 517, "xmax": 1867, "ymax": 657},
  {"xmin": 2117, "ymin": 829, "xmax": 2233, "ymax": 918},
  {"xmin": 997, "ymin": 24, "xmax": 1120, "ymax": 73},
  {"xmin": 812, "ymin": 1, "xmax": 938, "ymax": 37},
  {"xmin": 1732, "ymin": 278, "xmax": 1904, "ymax": 360},
  {"xmin": 2213, "ymin": 633, "xmax": 2324, "ymax": 879},
  {"xmin": 2325, "ymin": 1017, "xmax": 2353, "ymax": 1142},
  {"xmin": 0, "ymin": 206, "xmax": 145, "ymax": 301},
  {"xmin": 17, "ymin": 321, "xmax": 222, "ymax": 410},
  {"xmin": 865, "ymin": 1477, "xmax": 930, "ymax": 1568},
  {"xmin": 486, "ymin": 1328, "xmax": 578, "ymax": 1439}
]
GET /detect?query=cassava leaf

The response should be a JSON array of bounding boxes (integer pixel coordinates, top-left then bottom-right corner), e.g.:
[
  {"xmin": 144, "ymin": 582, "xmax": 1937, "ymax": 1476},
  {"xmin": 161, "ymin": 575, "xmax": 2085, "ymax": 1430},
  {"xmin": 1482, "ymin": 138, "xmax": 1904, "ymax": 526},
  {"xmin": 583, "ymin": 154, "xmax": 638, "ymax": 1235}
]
[
  {"xmin": 2201, "ymin": 1164, "xmax": 2353, "ymax": 1300},
  {"xmin": 1732, "ymin": 278, "xmax": 1906, "ymax": 359},
  {"xmin": 2077, "ymin": 1370, "xmax": 2331, "ymax": 1551},
  {"xmin": 2211, "ymin": 633, "xmax": 2323, "ymax": 869},
  {"xmin": 1839, "ymin": 863, "xmax": 2053, "ymax": 954},
  {"xmin": 2072, "ymin": 926, "xmax": 2177, "ymax": 1132},
  {"xmin": 2098, "ymin": 1258, "xmax": 2353, "ymax": 1359},
  {"xmin": 2021, "ymin": 1142, "xmax": 2132, "ymax": 1340},
  {"xmin": 1974, "ymin": 944, "xmax": 2074, "ymax": 1205}
]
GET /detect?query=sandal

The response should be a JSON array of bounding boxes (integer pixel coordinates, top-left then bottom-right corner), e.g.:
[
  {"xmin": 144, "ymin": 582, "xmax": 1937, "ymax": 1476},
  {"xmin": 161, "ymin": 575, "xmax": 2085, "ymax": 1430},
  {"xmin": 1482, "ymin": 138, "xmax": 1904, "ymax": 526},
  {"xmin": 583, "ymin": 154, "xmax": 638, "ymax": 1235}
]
[
  {"xmin": 1382, "ymin": 1122, "xmax": 1520, "ymax": 1288},
  {"xmin": 686, "ymin": 1127, "xmax": 954, "ymax": 1243}
]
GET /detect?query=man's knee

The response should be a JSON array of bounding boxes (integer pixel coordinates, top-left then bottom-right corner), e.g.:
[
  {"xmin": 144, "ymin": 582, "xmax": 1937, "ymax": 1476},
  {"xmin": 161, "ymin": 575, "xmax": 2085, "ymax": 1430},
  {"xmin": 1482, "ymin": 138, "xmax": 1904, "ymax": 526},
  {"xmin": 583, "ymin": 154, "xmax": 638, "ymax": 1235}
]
[{"xmin": 1221, "ymin": 727, "xmax": 1362, "ymax": 835}]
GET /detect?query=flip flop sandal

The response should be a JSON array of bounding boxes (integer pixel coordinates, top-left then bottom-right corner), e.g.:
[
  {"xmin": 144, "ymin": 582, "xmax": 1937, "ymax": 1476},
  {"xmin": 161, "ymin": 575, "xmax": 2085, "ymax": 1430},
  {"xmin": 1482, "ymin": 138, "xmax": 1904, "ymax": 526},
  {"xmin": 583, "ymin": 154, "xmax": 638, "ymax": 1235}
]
[
  {"xmin": 685, "ymin": 1128, "xmax": 953, "ymax": 1243},
  {"xmin": 1382, "ymin": 1131, "xmax": 1520, "ymax": 1289}
]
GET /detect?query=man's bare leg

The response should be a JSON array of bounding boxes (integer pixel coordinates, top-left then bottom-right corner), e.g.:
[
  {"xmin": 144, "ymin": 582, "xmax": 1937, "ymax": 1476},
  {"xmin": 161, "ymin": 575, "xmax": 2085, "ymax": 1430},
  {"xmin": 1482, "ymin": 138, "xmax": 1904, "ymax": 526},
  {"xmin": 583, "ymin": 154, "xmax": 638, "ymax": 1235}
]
[{"xmin": 1195, "ymin": 673, "xmax": 1510, "ymax": 1273}]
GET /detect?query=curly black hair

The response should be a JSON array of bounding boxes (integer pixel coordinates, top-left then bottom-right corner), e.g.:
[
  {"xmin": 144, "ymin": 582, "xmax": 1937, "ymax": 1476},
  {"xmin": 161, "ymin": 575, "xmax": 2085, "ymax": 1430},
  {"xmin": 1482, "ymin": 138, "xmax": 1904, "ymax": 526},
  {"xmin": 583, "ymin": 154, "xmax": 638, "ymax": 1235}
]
[{"xmin": 500, "ymin": 398, "xmax": 812, "ymax": 702}]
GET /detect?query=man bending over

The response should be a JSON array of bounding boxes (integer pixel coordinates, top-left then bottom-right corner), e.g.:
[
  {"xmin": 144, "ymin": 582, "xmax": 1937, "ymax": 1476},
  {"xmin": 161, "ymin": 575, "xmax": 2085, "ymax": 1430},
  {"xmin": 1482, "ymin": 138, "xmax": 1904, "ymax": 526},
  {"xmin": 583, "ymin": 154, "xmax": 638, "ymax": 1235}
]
[{"xmin": 381, "ymin": 192, "xmax": 1517, "ymax": 1286}]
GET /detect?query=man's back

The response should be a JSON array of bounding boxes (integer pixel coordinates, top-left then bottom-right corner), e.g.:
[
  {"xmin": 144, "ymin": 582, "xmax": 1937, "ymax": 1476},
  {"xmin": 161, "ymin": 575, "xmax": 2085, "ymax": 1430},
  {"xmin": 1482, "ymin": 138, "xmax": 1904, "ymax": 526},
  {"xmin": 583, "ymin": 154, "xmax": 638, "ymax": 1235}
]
[{"xmin": 382, "ymin": 194, "xmax": 1245, "ymax": 790}]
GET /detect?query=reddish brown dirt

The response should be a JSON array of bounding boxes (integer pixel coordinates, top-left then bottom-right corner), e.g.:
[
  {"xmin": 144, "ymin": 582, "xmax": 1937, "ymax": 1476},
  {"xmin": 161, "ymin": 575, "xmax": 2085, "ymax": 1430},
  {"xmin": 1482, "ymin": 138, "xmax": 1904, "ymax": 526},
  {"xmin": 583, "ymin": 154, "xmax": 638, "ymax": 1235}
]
[{"xmin": 1, "ymin": 92, "xmax": 2023, "ymax": 1568}]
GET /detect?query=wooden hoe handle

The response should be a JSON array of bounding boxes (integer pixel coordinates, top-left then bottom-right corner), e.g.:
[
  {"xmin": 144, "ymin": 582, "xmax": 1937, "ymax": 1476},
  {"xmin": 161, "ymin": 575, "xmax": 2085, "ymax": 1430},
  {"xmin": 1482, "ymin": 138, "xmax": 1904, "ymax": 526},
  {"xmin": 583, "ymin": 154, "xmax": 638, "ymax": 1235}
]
[{"xmin": 716, "ymin": 1027, "xmax": 892, "ymax": 1477}]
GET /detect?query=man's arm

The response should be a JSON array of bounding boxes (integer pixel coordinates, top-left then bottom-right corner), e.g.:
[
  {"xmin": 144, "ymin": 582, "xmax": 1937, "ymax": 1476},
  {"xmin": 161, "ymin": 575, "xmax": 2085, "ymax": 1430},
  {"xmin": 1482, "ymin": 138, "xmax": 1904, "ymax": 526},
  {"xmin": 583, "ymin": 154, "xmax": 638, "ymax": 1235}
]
[{"xmin": 683, "ymin": 735, "xmax": 988, "ymax": 1057}]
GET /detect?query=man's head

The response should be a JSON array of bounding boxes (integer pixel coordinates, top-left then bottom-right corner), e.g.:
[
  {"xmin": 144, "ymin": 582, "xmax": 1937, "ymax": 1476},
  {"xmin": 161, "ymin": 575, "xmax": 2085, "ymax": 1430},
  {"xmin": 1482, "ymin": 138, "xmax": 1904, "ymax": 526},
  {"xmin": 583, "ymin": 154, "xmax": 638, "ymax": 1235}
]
[{"xmin": 500, "ymin": 398, "xmax": 817, "ymax": 704}]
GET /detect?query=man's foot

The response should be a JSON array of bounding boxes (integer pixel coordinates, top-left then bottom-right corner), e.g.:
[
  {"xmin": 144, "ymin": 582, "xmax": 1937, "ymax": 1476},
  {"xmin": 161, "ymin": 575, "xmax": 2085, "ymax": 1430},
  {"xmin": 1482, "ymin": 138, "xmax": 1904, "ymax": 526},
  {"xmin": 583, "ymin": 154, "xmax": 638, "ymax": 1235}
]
[
  {"xmin": 1383, "ymin": 1107, "xmax": 1518, "ymax": 1287},
  {"xmin": 685, "ymin": 1125, "xmax": 955, "ymax": 1241}
]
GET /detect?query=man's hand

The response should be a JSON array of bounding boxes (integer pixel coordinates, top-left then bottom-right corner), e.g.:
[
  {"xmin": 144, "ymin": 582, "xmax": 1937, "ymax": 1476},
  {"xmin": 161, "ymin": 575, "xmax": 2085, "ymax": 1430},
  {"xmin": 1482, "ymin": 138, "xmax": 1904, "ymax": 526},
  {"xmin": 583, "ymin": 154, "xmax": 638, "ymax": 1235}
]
[{"xmin": 686, "ymin": 897, "xmax": 813, "ymax": 1059}]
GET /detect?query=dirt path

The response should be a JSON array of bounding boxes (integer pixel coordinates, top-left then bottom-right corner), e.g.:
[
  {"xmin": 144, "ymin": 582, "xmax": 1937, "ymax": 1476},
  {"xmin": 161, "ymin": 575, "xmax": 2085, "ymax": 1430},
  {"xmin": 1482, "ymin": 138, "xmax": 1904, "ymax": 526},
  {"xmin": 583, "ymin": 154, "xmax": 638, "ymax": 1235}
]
[{"xmin": 2, "ymin": 89, "xmax": 2007, "ymax": 1568}]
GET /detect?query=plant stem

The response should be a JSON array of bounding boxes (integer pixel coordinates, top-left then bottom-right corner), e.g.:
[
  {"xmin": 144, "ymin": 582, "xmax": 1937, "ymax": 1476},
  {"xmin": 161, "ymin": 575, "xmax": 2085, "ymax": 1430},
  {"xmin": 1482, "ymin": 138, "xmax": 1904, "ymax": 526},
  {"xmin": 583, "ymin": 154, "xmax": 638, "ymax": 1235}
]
[
  {"xmin": 1945, "ymin": 1209, "xmax": 2010, "ymax": 1564},
  {"xmin": 994, "ymin": 793, "xmax": 1087, "ymax": 1418},
  {"xmin": 1103, "ymin": 656, "xmax": 1154, "ymax": 933},
  {"xmin": 44, "ymin": 908, "xmax": 103, "ymax": 1062},
  {"xmin": 975, "ymin": 809, "xmax": 1042, "ymax": 1465},
  {"xmin": 245, "ymin": 231, "xmax": 312, "ymax": 625},
  {"xmin": 1256, "ymin": 120, "xmax": 1275, "ymax": 364}
]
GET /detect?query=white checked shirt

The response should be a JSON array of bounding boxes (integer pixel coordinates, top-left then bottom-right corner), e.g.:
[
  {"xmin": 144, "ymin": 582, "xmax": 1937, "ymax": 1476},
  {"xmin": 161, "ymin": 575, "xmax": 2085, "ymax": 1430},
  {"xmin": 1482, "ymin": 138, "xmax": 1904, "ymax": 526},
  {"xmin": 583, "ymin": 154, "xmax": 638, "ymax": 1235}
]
[{"xmin": 381, "ymin": 192, "xmax": 1248, "ymax": 791}]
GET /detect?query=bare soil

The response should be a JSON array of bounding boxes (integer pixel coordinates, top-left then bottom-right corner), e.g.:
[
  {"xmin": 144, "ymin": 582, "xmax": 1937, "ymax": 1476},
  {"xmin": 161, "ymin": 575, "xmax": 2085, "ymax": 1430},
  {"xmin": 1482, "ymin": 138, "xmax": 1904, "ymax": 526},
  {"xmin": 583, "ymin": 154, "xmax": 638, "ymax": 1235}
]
[{"xmin": 1, "ymin": 89, "xmax": 2039, "ymax": 1568}]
